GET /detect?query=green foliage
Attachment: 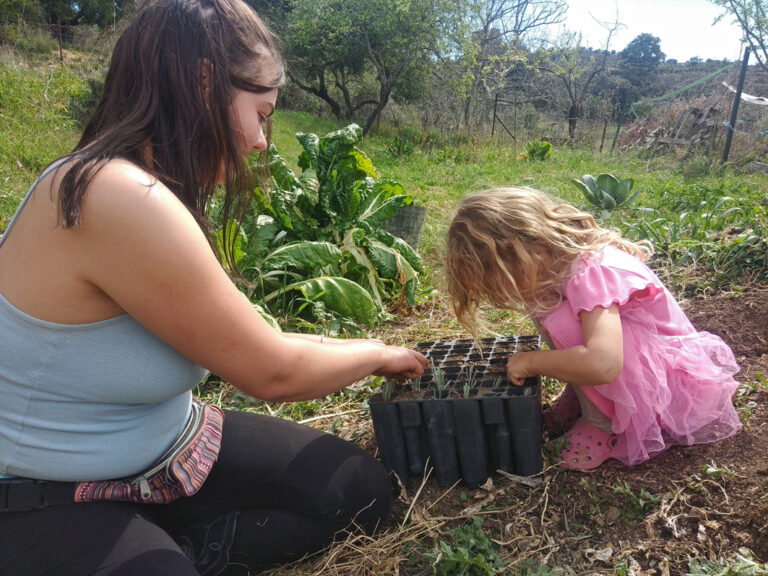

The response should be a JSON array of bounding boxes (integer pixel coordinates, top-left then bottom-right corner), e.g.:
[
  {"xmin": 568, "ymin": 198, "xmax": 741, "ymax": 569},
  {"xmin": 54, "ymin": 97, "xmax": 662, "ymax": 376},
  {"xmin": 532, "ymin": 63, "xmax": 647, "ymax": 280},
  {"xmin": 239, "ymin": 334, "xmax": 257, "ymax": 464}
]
[
  {"xmin": 387, "ymin": 135, "xmax": 414, "ymax": 158},
  {"xmin": 613, "ymin": 479, "xmax": 663, "ymax": 520},
  {"xmin": 573, "ymin": 173, "xmax": 643, "ymax": 219},
  {"xmin": 619, "ymin": 33, "xmax": 666, "ymax": 89},
  {"xmin": 214, "ymin": 123, "xmax": 424, "ymax": 334},
  {"xmin": 283, "ymin": 0, "xmax": 449, "ymax": 133},
  {"xmin": 520, "ymin": 139, "xmax": 552, "ymax": 162},
  {"xmin": 425, "ymin": 518, "xmax": 507, "ymax": 576},
  {"xmin": 687, "ymin": 547, "xmax": 768, "ymax": 575},
  {"xmin": 622, "ymin": 195, "xmax": 768, "ymax": 287},
  {"xmin": 515, "ymin": 560, "xmax": 559, "ymax": 575}
]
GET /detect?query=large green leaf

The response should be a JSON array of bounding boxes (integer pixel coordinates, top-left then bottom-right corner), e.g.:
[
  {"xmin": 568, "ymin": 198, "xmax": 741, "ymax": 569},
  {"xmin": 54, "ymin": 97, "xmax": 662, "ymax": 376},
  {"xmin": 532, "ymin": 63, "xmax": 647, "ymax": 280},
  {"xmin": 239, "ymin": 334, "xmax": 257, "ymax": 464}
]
[
  {"xmin": 367, "ymin": 240, "xmax": 418, "ymax": 283},
  {"xmin": 615, "ymin": 178, "xmax": 634, "ymax": 204},
  {"xmin": 597, "ymin": 173, "xmax": 619, "ymax": 198},
  {"xmin": 264, "ymin": 276, "xmax": 379, "ymax": 327},
  {"xmin": 263, "ymin": 241, "xmax": 342, "ymax": 272},
  {"xmin": 253, "ymin": 215, "xmax": 280, "ymax": 260},
  {"xmin": 376, "ymin": 230, "xmax": 424, "ymax": 274},
  {"xmin": 356, "ymin": 181, "xmax": 408, "ymax": 229},
  {"xmin": 214, "ymin": 220, "xmax": 247, "ymax": 267},
  {"xmin": 296, "ymin": 132, "xmax": 320, "ymax": 171},
  {"xmin": 298, "ymin": 169, "xmax": 320, "ymax": 208},
  {"xmin": 253, "ymin": 303, "xmax": 281, "ymax": 332}
]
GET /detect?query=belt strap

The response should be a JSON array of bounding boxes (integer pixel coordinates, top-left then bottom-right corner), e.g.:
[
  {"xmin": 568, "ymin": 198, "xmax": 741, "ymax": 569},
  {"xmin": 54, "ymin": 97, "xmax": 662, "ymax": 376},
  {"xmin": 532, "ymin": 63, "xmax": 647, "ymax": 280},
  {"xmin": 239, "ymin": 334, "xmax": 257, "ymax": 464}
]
[{"xmin": 0, "ymin": 480, "xmax": 76, "ymax": 513}]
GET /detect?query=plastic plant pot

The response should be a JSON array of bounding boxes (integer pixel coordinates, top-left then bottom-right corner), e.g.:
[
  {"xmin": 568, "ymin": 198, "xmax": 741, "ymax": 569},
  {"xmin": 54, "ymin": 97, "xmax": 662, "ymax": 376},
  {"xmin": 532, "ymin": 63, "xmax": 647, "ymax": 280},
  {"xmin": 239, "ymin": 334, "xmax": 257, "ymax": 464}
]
[{"xmin": 369, "ymin": 336, "xmax": 543, "ymax": 487}]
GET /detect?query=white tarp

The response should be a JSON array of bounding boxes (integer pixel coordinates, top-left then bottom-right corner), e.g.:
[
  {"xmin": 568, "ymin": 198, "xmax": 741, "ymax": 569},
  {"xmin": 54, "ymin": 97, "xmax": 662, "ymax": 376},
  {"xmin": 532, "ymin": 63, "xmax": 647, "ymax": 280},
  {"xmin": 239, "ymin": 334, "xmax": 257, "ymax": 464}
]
[{"xmin": 722, "ymin": 81, "xmax": 768, "ymax": 105}]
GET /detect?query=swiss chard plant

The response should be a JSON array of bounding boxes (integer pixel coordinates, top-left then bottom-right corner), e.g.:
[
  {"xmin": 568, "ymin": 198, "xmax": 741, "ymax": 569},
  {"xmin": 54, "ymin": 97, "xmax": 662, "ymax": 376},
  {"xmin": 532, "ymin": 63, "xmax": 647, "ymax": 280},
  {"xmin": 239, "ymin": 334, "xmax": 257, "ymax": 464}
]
[{"xmin": 214, "ymin": 124, "xmax": 424, "ymax": 336}]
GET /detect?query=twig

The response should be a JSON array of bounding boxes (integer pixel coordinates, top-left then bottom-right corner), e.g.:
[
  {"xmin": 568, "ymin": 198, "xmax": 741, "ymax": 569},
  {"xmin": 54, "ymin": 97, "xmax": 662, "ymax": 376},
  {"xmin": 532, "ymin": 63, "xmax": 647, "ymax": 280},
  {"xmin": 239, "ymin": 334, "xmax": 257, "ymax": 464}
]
[
  {"xmin": 401, "ymin": 467, "xmax": 432, "ymax": 528},
  {"xmin": 297, "ymin": 409, "xmax": 362, "ymax": 424},
  {"xmin": 496, "ymin": 468, "xmax": 544, "ymax": 488}
]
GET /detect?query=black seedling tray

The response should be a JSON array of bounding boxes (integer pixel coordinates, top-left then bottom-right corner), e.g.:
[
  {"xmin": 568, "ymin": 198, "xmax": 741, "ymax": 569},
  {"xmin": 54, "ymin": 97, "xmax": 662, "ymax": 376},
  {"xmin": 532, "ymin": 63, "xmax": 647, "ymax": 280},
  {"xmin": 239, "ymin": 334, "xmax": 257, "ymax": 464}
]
[{"xmin": 369, "ymin": 336, "xmax": 542, "ymax": 487}]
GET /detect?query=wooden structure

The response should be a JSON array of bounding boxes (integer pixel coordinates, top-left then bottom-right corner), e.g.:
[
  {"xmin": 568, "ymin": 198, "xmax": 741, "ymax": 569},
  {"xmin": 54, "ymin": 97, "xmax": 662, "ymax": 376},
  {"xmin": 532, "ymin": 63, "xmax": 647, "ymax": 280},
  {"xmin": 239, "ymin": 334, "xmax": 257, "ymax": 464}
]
[{"xmin": 653, "ymin": 104, "xmax": 720, "ymax": 150}]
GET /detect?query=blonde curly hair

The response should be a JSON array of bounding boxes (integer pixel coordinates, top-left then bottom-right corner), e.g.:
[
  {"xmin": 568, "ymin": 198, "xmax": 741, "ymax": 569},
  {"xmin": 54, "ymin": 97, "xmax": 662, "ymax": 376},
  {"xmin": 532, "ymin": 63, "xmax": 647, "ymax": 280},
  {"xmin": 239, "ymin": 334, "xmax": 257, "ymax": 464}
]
[{"xmin": 445, "ymin": 187, "xmax": 651, "ymax": 337}]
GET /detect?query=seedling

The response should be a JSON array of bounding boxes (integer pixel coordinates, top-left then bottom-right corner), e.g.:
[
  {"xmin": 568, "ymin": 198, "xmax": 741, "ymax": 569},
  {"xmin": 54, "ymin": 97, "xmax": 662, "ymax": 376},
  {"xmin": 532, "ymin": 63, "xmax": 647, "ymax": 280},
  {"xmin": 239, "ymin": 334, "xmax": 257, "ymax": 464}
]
[
  {"xmin": 407, "ymin": 378, "xmax": 421, "ymax": 392},
  {"xmin": 465, "ymin": 365, "xmax": 478, "ymax": 389},
  {"xmin": 381, "ymin": 380, "xmax": 397, "ymax": 401},
  {"xmin": 430, "ymin": 358, "xmax": 449, "ymax": 392}
]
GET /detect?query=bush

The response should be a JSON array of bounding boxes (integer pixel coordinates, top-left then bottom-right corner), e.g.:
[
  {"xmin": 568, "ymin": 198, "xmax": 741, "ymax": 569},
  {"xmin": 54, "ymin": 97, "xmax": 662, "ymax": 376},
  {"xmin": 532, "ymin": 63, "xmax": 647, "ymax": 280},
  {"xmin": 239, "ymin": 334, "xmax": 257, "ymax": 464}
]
[{"xmin": 519, "ymin": 139, "xmax": 552, "ymax": 161}]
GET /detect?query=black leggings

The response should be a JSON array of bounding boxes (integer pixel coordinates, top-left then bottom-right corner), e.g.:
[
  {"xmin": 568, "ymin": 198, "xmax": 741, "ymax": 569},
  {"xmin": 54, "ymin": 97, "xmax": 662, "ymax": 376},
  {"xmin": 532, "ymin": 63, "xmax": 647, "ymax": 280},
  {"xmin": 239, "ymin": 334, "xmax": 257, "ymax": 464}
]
[{"xmin": 0, "ymin": 411, "xmax": 393, "ymax": 575}]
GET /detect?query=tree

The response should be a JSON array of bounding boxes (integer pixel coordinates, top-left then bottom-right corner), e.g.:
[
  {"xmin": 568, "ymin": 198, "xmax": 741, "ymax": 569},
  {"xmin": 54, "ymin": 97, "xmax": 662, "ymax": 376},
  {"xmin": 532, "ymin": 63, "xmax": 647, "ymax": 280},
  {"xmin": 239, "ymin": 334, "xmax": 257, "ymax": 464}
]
[
  {"xmin": 444, "ymin": 0, "xmax": 567, "ymax": 130},
  {"xmin": 283, "ymin": 0, "xmax": 446, "ymax": 135},
  {"xmin": 711, "ymin": 0, "xmax": 765, "ymax": 71},
  {"xmin": 619, "ymin": 33, "xmax": 665, "ymax": 90},
  {"xmin": 537, "ymin": 36, "xmax": 613, "ymax": 141}
]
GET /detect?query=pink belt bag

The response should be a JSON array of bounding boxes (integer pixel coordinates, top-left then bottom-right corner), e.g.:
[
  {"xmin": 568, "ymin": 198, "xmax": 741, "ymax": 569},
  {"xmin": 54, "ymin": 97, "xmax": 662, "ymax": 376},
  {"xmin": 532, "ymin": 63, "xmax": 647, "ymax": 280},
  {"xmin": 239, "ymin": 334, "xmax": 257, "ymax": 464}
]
[{"xmin": 75, "ymin": 401, "xmax": 225, "ymax": 504}]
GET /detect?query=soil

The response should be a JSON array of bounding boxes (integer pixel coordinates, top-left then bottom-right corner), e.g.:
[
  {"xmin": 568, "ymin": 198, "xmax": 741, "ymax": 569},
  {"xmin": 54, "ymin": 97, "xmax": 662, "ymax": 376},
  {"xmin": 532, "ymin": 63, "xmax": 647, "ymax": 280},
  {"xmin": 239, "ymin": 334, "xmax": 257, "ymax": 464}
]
[{"xmin": 366, "ymin": 287, "xmax": 768, "ymax": 574}]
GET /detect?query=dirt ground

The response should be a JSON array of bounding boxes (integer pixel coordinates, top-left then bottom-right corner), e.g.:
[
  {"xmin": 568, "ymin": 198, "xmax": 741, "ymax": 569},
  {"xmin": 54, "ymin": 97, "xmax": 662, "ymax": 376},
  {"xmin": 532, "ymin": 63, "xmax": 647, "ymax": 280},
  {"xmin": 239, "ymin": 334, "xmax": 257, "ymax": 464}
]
[{"xmin": 265, "ymin": 287, "xmax": 768, "ymax": 575}]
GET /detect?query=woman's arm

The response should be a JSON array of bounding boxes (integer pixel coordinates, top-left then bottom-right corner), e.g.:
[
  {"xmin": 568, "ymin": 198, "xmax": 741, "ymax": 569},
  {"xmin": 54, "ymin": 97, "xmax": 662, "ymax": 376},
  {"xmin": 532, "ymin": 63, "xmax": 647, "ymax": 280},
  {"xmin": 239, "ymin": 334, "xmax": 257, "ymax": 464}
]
[
  {"xmin": 71, "ymin": 161, "xmax": 426, "ymax": 401},
  {"xmin": 506, "ymin": 305, "xmax": 623, "ymax": 386}
]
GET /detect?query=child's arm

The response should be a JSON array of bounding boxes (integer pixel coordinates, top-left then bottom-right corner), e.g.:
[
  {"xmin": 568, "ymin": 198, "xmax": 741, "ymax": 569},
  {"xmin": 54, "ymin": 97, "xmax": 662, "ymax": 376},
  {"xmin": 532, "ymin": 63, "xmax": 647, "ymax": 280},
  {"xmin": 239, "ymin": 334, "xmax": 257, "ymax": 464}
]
[{"xmin": 506, "ymin": 304, "xmax": 623, "ymax": 386}]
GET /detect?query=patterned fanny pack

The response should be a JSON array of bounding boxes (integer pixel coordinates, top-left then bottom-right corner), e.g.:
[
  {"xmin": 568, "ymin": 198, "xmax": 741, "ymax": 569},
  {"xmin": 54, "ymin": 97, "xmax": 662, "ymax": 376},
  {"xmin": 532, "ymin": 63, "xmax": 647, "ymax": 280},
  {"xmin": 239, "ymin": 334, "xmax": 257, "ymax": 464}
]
[{"xmin": 74, "ymin": 401, "xmax": 225, "ymax": 504}]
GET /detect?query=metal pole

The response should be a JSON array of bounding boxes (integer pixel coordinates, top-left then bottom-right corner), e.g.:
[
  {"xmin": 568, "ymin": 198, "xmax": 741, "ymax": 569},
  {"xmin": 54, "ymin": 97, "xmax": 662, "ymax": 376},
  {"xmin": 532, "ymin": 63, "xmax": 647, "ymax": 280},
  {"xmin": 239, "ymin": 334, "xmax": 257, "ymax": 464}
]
[
  {"xmin": 492, "ymin": 94, "xmax": 498, "ymax": 137},
  {"xmin": 722, "ymin": 46, "xmax": 750, "ymax": 164}
]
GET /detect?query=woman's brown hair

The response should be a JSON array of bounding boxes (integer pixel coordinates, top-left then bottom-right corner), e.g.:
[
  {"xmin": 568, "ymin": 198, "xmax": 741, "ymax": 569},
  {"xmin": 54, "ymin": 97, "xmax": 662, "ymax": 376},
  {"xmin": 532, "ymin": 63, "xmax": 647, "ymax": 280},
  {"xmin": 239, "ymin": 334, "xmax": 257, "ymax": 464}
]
[{"xmin": 57, "ymin": 0, "xmax": 284, "ymax": 270}]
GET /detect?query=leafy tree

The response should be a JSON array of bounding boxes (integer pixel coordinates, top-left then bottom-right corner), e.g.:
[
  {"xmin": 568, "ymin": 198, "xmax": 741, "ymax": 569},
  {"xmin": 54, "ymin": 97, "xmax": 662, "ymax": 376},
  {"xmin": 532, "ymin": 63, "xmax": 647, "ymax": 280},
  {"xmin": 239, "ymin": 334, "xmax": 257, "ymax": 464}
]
[
  {"xmin": 444, "ymin": 0, "xmax": 567, "ymax": 130},
  {"xmin": 619, "ymin": 33, "xmax": 665, "ymax": 90},
  {"xmin": 0, "ymin": 0, "xmax": 44, "ymax": 22},
  {"xmin": 283, "ymin": 0, "xmax": 447, "ymax": 135},
  {"xmin": 39, "ymin": 0, "xmax": 132, "ymax": 27},
  {"xmin": 711, "ymin": 0, "xmax": 766, "ymax": 71},
  {"xmin": 537, "ymin": 39, "xmax": 611, "ymax": 141}
]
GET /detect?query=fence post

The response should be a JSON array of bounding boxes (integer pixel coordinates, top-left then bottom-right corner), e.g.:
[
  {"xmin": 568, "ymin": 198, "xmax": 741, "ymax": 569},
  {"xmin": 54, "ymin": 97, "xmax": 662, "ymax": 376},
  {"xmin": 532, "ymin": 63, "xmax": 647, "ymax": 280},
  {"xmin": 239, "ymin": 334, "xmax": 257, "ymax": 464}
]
[
  {"xmin": 722, "ymin": 46, "xmax": 750, "ymax": 164},
  {"xmin": 492, "ymin": 94, "xmax": 498, "ymax": 137}
]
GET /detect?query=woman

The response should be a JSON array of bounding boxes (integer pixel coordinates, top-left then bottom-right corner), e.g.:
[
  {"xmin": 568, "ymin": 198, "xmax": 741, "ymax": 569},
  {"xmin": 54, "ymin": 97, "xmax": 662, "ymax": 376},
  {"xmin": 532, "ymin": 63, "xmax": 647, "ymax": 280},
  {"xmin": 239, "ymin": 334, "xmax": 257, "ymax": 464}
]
[{"xmin": 0, "ymin": 0, "xmax": 426, "ymax": 573}]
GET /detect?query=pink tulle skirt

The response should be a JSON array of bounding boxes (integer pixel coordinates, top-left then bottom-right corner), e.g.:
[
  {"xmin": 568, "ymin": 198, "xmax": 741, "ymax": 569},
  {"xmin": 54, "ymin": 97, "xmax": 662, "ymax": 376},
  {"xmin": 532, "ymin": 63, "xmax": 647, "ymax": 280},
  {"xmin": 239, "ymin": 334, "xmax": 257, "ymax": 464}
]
[{"xmin": 581, "ymin": 306, "xmax": 742, "ymax": 466}]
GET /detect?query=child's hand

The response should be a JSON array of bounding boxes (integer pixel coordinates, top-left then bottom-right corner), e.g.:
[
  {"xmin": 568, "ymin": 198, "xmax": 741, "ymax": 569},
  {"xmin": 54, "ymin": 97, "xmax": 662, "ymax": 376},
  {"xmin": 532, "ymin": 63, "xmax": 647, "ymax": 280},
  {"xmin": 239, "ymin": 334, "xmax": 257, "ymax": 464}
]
[{"xmin": 506, "ymin": 352, "xmax": 538, "ymax": 386}]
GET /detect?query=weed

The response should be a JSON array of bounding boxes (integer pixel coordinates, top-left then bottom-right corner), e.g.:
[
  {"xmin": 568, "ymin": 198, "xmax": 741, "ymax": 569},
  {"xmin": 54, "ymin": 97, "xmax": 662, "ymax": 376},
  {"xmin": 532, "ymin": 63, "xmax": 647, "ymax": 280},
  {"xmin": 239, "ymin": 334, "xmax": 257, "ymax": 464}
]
[
  {"xmin": 687, "ymin": 547, "xmax": 768, "ymax": 574},
  {"xmin": 515, "ymin": 559, "xmax": 559, "ymax": 575},
  {"xmin": 387, "ymin": 135, "xmax": 414, "ymax": 158},
  {"xmin": 424, "ymin": 518, "xmax": 506, "ymax": 575},
  {"xmin": 701, "ymin": 461, "xmax": 740, "ymax": 479},
  {"xmin": 613, "ymin": 479, "xmax": 662, "ymax": 520},
  {"xmin": 519, "ymin": 139, "xmax": 552, "ymax": 162}
]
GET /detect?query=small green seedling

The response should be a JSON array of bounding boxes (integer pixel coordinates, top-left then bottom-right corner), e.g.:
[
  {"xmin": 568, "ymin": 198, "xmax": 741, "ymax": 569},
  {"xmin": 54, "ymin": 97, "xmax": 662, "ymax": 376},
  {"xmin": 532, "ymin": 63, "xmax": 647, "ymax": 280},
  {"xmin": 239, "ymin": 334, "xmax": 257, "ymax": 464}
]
[
  {"xmin": 430, "ymin": 358, "xmax": 449, "ymax": 392},
  {"xmin": 381, "ymin": 380, "xmax": 397, "ymax": 401},
  {"xmin": 407, "ymin": 378, "xmax": 421, "ymax": 392}
]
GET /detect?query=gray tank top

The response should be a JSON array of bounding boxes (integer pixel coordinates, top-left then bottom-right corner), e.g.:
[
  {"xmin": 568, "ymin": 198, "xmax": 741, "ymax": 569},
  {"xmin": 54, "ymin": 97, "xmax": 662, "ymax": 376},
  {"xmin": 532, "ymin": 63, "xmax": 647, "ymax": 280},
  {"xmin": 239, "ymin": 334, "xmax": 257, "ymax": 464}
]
[{"xmin": 0, "ymin": 160, "xmax": 208, "ymax": 481}]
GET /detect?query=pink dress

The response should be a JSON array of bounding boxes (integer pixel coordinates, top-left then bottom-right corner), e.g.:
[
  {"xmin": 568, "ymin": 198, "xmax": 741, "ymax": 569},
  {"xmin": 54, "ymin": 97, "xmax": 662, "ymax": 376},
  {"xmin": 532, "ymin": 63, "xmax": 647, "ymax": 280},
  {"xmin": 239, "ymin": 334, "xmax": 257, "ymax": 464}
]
[{"xmin": 539, "ymin": 245, "xmax": 742, "ymax": 466}]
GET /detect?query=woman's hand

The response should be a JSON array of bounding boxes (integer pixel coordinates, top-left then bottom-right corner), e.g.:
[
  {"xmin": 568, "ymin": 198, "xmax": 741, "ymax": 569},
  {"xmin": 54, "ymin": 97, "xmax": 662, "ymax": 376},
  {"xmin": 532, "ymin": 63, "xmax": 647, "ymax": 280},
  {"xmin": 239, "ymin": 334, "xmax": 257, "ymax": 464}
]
[
  {"xmin": 372, "ymin": 345, "xmax": 427, "ymax": 382},
  {"xmin": 506, "ymin": 351, "xmax": 540, "ymax": 386}
]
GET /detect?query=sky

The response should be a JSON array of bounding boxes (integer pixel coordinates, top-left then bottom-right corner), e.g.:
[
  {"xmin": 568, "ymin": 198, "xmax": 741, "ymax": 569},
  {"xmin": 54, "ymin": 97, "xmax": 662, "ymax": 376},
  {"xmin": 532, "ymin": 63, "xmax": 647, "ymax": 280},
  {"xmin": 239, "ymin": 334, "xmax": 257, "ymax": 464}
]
[{"xmin": 558, "ymin": 0, "xmax": 745, "ymax": 62}]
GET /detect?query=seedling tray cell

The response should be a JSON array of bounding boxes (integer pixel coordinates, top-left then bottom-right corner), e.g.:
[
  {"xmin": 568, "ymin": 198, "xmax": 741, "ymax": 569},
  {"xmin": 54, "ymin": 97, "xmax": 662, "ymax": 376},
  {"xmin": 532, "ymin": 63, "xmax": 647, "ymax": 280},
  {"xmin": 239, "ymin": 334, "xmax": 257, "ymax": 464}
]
[{"xmin": 369, "ymin": 336, "xmax": 543, "ymax": 487}]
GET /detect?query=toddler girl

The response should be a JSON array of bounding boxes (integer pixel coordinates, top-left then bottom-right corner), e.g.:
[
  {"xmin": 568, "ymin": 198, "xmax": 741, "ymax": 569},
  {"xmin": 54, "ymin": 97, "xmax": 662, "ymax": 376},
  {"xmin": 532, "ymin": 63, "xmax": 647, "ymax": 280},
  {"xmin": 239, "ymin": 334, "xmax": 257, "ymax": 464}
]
[{"xmin": 445, "ymin": 187, "xmax": 742, "ymax": 470}]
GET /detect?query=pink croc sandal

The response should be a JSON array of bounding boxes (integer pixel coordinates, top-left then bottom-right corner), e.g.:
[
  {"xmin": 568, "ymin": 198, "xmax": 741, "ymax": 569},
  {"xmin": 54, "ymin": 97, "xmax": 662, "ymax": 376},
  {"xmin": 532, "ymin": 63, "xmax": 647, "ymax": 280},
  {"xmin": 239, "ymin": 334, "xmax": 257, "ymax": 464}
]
[
  {"xmin": 557, "ymin": 418, "xmax": 618, "ymax": 471},
  {"xmin": 542, "ymin": 384, "xmax": 581, "ymax": 436}
]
